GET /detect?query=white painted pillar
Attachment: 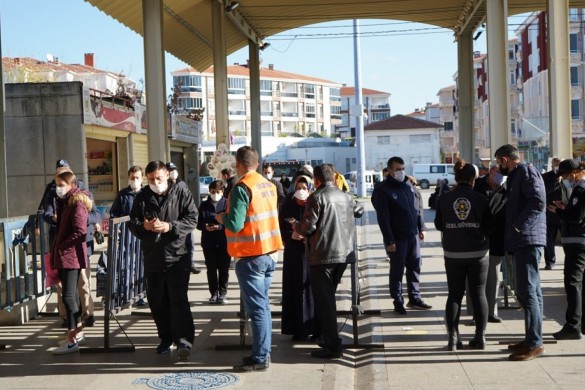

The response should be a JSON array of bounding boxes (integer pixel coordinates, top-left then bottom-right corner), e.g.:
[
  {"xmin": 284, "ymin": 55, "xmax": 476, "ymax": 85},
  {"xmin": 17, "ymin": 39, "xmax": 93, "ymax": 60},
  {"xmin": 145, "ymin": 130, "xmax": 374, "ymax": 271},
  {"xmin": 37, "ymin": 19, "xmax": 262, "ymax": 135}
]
[
  {"xmin": 212, "ymin": 0, "xmax": 230, "ymax": 149},
  {"xmin": 547, "ymin": 0, "xmax": 572, "ymax": 158},
  {"xmin": 142, "ymin": 0, "xmax": 169, "ymax": 162},
  {"xmin": 486, "ymin": 0, "xmax": 511, "ymax": 152},
  {"xmin": 457, "ymin": 32, "xmax": 475, "ymax": 163},
  {"xmin": 249, "ymin": 40, "xmax": 262, "ymax": 166}
]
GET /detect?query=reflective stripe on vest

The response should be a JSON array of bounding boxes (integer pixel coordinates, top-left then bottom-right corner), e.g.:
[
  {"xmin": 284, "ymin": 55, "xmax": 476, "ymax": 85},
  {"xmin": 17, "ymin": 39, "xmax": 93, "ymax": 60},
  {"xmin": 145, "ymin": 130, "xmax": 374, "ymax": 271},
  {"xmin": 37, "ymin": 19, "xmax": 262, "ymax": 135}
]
[
  {"xmin": 225, "ymin": 171, "xmax": 283, "ymax": 257},
  {"xmin": 443, "ymin": 249, "xmax": 488, "ymax": 259},
  {"xmin": 561, "ymin": 237, "xmax": 585, "ymax": 245}
]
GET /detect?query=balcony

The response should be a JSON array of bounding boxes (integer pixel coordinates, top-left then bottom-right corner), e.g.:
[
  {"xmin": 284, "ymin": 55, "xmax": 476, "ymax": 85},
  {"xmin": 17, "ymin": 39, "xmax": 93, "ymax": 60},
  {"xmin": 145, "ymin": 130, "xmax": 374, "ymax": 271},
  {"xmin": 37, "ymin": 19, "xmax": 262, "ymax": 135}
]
[
  {"xmin": 370, "ymin": 104, "xmax": 390, "ymax": 110},
  {"xmin": 261, "ymin": 111, "xmax": 273, "ymax": 117},
  {"xmin": 281, "ymin": 112, "xmax": 298, "ymax": 117},
  {"xmin": 305, "ymin": 113, "xmax": 316, "ymax": 118},
  {"xmin": 229, "ymin": 110, "xmax": 246, "ymax": 116},
  {"xmin": 280, "ymin": 92, "xmax": 298, "ymax": 98}
]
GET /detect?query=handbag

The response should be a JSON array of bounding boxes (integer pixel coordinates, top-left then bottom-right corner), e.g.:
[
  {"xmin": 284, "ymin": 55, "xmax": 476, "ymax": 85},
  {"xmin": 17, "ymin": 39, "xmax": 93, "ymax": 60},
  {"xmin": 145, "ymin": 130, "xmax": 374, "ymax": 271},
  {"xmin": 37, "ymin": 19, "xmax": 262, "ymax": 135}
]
[
  {"xmin": 94, "ymin": 231, "xmax": 105, "ymax": 245},
  {"xmin": 44, "ymin": 253, "xmax": 60, "ymax": 288}
]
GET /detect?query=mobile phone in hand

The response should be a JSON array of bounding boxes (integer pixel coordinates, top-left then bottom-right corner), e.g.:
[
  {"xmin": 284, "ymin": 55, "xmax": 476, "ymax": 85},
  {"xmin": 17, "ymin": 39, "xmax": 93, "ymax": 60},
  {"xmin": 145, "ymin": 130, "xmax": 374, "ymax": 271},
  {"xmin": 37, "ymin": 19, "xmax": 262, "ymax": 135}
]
[{"xmin": 284, "ymin": 217, "xmax": 296, "ymax": 224}]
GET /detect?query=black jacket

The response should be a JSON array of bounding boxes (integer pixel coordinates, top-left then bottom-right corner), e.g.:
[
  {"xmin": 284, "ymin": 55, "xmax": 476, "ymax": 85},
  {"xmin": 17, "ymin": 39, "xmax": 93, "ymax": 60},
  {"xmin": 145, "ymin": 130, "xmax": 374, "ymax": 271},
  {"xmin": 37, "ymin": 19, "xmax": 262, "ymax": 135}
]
[
  {"xmin": 196, "ymin": 197, "xmax": 228, "ymax": 249},
  {"xmin": 434, "ymin": 183, "xmax": 491, "ymax": 258},
  {"xmin": 110, "ymin": 186, "xmax": 139, "ymax": 218},
  {"xmin": 294, "ymin": 182, "xmax": 364, "ymax": 266},
  {"xmin": 371, "ymin": 176, "xmax": 423, "ymax": 246},
  {"xmin": 557, "ymin": 180, "xmax": 585, "ymax": 247},
  {"xmin": 488, "ymin": 184, "xmax": 507, "ymax": 256},
  {"xmin": 542, "ymin": 170, "xmax": 563, "ymax": 225},
  {"xmin": 129, "ymin": 182, "xmax": 198, "ymax": 273}
]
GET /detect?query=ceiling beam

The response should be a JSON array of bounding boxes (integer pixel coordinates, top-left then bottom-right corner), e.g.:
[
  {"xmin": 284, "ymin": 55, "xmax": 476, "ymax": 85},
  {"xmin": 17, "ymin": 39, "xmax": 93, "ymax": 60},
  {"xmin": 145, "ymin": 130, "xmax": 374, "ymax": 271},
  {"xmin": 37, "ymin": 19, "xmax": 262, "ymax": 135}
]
[
  {"xmin": 454, "ymin": 0, "xmax": 486, "ymax": 37},
  {"xmin": 223, "ymin": 1, "xmax": 263, "ymax": 46}
]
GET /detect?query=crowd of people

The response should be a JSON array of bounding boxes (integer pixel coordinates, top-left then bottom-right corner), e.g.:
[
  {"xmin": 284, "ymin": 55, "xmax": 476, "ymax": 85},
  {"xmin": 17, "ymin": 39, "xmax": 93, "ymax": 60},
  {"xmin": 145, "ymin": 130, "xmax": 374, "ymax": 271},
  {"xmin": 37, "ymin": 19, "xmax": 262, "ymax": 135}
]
[{"xmin": 42, "ymin": 143, "xmax": 585, "ymax": 368}]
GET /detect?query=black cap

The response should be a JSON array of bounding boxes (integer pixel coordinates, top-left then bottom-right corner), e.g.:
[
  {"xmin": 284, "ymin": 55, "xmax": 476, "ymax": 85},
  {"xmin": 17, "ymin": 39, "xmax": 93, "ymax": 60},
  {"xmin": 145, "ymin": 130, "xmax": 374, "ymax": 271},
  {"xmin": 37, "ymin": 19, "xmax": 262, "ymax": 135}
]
[
  {"xmin": 56, "ymin": 159, "xmax": 69, "ymax": 168},
  {"xmin": 166, "ymin": 162, "xmax": 178, "ymax": 171},
  {"xmin": 557, "ymin": 159, "xmax": 581, "ymax": 177}
]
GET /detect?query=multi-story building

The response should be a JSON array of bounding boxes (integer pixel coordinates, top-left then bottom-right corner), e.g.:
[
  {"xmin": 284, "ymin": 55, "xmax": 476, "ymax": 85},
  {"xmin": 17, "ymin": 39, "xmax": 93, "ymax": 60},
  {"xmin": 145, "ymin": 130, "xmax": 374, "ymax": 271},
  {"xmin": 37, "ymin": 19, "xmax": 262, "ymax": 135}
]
[
  {"xmin": 436, "ymin": 85, "xmax": 458, "ymax": 163},
  {"xmin": 336, "ymin": 86, "xmax": 391, "ymax": 137},
  {"xmin": 171, "ymin": 64, "xmax": 343, "ymax": 141}
]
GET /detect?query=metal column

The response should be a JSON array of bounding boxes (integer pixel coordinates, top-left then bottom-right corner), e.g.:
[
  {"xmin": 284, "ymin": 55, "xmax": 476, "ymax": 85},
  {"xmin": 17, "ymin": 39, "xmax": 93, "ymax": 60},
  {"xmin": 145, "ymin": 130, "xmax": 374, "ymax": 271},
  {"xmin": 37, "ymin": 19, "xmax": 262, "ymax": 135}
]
[
  {"xmin": 547, "ymin": 0, "xmax": 572, "ymax": 158},
  {"xmin": 353, "ymin": 20, "xmax": 366, "ymax": 198},
  {"xmin": 212, "ymin": 1, "xmax": 230, "ymax": 149},
  {"xmin": 142, "ymin": 0, "xmax": 168, "ymax": 162},
  {"xmin": 457, "ymin": 32, "xmax": 475, "ymax": 163},
  {"xmin": 486, "ymin": 0, "xmax": 511, "ymax": 152},
  {"xmin": 249, "ymin": 40, "xmax": 262, "ymax": 165}
]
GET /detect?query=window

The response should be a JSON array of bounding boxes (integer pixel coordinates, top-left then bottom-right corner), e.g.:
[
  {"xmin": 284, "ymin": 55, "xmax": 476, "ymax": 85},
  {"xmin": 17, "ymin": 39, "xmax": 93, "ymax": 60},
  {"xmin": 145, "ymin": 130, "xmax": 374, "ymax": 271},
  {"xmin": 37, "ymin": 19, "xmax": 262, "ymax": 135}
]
[
  {"xmin": 377, "ymin": 136, "xmax": 391, "ymax": 144},
  {"xmin": 305, "ymin": 103, "xmax": 316, "ymax": 118},
  {"xmin": 444, "ymin": 122, "xmax": 453, "ymax": 131},
  {"xmin": 508, "ymin": 49, "xmax": 515, "ymax": 61},
  {"xmin": 260, "ymin": 80, "xmax": 272, "ymax": 96},
  {"xmin": 330, "ymin": 87, "xmax": 341, "ymax": 102},
  {"xmin": 173, "ymin": 75, "xmax": 202, "ymax": 92},
  {"xmin": 570, "ymin": 33, "xmax": 578, "ymax": 53},
  {"xmin": 228, "ymin": 77, "xmax": 246, "ymax": 94},
  {"xmin": 510, "ymin": 69, "xmax": 516, "ymax": 85},
  {"xmin": 570, "ymin": 8, "xmax": 579, "ymax": 22},
  {"xmin": 304, "ymin": 84, "xmax": 315, "ymax": 99},
  {"xmin": 180, "ymin": 97, "xmax": 203, "ymax": 109},
  {"xmin": 371, "ymin": 112, "xmax": 390, "ymax": 121},
  {"xmin": 571, "ymin": 66, "xmax": 580, "ymax": 86},
  {"xmin": 431, "ymin": 165, "xmax": 445, "ymax": 174},
  {"xmin": 410, "ymin": 134, "xmax": 431, "ymax": 144},
  {"xmin": 572, "ymin": 99, "xmax": 581, "ymax": 119}
]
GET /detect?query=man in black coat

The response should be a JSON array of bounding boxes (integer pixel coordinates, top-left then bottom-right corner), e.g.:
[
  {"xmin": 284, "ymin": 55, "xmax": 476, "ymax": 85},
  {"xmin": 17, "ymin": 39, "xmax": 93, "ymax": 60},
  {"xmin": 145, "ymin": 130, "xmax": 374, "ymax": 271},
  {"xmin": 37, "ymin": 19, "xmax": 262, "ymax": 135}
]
[
  {"xmin": 129, "ymin": 160, "xmax": 198, "ymax": 361},
  {"xmin": 542, "ymin": 157, "xmax": 562, "ymax": 270}
]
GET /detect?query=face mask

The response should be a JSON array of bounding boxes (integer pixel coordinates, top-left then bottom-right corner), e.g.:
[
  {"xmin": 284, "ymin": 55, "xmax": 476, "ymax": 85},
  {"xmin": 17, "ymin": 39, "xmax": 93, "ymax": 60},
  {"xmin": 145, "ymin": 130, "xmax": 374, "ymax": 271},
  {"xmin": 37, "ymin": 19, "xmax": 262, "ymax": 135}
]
[
  {"xmin": 209, "ymin": 193, "xmax": 223, "ymax": 202},
  {"xmin": 169, "ymin": 171, "xmax": 179, "ymax": 180},
  {"xmin": 129, "ymin": 179, "xmax": 142, "ymax": 191},
  {"xmin": 494, "ymin": 172, "xmax": 505, "ymax": 186},
  {"xmin": 563, "ymin": 179, "xmax": 574, "ymax": 190},
  {"xmin": 499, "ymin": 165, "xmax": 509, "ymax": 176},
  {"xmin": 265, "ymin": 173, "xmax": 273, "ymax": 180},
  {"xmin": 294, "ymin": 189, "xmax": 309, "ymax": 201},
  {"xmin": 392, "ymin": 170, "xmax": 405, "ymax": 182},
  {"xmin": 553, "ymin": 167, "xmax": 559, "ymax": 173},
  {"xmin": 149, "ymin": 182, "xmax": 168, "ymax": 195},
  {"xmin": 56, "ymin": 186, "xmax": 69, "ymax": 198}
]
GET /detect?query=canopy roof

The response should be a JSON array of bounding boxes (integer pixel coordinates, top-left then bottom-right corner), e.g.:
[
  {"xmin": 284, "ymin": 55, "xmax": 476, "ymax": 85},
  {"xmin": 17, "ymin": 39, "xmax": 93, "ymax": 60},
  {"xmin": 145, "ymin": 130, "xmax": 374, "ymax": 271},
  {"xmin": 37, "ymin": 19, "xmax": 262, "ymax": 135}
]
[{"xmin": 85, "ymin": 0, "xmax": 585, "ymax": 71}]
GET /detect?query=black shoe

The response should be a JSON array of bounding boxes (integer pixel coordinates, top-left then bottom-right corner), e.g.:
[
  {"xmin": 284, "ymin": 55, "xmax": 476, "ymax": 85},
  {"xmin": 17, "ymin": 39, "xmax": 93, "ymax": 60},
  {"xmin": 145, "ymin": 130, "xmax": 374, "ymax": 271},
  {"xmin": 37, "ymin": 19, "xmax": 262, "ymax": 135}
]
[
  {"xmin": 233, "ymin": 356, "xmax": 270, "ymax": 372},
  {"xmin": 468, "ymin": 337, "xmax": 486, "ymax": 350},
  {"xmin": 156, "ymin": 340, "xmax": 173, "ymax": 354},
  {"xmin": 84, "ymin": 315, "xmax": 95, "ymax": 327},
  {"xmin": 447, "ymin": 331, "xmax": 462, "ymax": 351},
  {"xmin": 61, "ymin": 318, "xmax": 67, "ymax": 328},
  {"xmin": 190, "ymin": 265, "xmax": 201, "ymax": 274},
  {"xmin": 406, "ymin": 300, "xmax": 432, "ymax": 310},
  {"xmin": 177, "ymin": 341, "xmax": 192, "ymax": 361},
  {"xmin": 394, "ymin": 303, "xmax": 407, "ymax": 315},
  {"xmin": 544, "ymin": 264, "xmax": 554, "ymax": 270},
  {"xmin": 488, "ymin": 315, "xmax": 503, "ymax": 323},
  {"xmin": 553, "ymin": 327, "xmax": 583, "ymax": 340},
  {"xmin": 310, "ymin": 348, "xmax": 343, "ymax": 359}
]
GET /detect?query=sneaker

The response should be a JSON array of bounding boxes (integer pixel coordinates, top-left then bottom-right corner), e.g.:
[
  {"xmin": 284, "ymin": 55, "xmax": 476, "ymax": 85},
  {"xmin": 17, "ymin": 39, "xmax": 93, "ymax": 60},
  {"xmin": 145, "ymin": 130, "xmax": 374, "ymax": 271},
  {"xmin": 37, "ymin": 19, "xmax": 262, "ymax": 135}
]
[
  {"xmin": 406, "ymin": 300, "xmax": 432, "ymax": 310},
  {"xmin": 58, "ymin": 333, "xmax": 86, "ymax": 346},
  {"xmin": 209, "ymin": 294, "xmax": 218, "ymax": 304},
  {"xmin": 218, "ymin": 294, "xmax": 228, "ymax": 304},
  {"xmin": 177, "ymin": 339, "xmax": 192, "ymax": 361},
  {"xmin": 233, "ymin": 356, "xmax": 270, "ymax": 372},
  {"xmin": 156, "ymin": 340, "xmax": 173, "ymax": 354},
  {"xmin": 394, "ymin": 302, "xmax": 407, "ymax": 315},
  {"xmin": 52, "ymin": 341, "xmax": 79, "ymax": 355},
  {"xmin": 84, "ymin": 315, "xmax": 95, "ymax": 327},
  {"xmin": 553, "ymin": 327, "xmax": 583, "ymax": 340}
]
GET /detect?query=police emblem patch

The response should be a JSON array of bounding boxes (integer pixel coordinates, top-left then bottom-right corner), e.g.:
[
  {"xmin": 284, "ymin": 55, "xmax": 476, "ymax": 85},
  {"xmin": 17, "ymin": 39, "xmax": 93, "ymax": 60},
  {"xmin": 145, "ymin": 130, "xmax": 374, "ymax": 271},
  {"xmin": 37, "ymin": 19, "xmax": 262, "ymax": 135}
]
[
  {"xmin": 573, "ymin": 197, "xmax": 579, "ymax": 206},
  {"xmin": 453, "ymin": 198, "xmax": 471, "ymax": 220}
]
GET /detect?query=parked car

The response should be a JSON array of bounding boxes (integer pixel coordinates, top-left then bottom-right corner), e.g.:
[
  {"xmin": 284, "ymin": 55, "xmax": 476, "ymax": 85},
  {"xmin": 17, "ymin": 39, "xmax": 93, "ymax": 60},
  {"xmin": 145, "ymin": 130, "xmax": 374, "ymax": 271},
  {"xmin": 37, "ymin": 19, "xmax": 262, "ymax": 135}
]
[
  {"xmin": 343, "ymin": 170, "xmax": 383, "ymax": 195},
  {"xmin": 199, "ymin": 176, "xmax": 214, "ymax": 199},
  {"xmin": 412, "ymin": 163, "xmax": 454, "ymax": 189}
]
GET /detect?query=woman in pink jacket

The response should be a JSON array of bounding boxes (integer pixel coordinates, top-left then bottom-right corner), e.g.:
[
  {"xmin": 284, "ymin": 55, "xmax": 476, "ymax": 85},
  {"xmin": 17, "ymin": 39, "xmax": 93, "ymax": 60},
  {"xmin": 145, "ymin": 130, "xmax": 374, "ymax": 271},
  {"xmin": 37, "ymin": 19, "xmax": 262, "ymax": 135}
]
[{"xmin": 51, "ymin": 169, "xmax": 93, "ymax": 355}]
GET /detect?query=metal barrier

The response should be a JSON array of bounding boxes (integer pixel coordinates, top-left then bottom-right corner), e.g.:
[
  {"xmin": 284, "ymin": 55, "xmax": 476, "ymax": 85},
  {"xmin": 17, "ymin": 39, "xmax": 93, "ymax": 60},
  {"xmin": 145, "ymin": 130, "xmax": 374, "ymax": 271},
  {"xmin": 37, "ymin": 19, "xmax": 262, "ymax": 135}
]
[
  {"xmin": 0, "ymin": 213, "xmax": 51, "ymax": 311},
  {"xmin": 82, "ymin": 216, "xmax": 145, "ymax": 353}
]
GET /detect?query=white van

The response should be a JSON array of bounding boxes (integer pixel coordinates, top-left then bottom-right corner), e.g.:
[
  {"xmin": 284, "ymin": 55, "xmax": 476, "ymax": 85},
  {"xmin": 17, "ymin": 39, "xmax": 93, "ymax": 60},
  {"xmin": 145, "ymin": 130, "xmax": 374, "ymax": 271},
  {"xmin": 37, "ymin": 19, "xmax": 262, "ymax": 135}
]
[
  {"xmin": 412, "ymin": 163, "xmax": 454, "ymax": 189},
  {"xmin": 343, "ymin": 170, "xmax": 383, "ymax": 195}
]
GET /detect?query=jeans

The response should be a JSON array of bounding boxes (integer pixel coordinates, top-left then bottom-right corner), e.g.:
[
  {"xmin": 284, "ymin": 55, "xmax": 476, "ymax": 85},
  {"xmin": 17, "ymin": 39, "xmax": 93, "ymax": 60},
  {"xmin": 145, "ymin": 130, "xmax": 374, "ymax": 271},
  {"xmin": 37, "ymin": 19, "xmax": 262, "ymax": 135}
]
[
  {"xmin": 235, "ymin": 254, "xmax": 276, "ymax": 364},
  {"xmin": 562, "ymin": 245, "xmax": 585, "ymax": 332},
  {"xmin": 444, "ymin": 257, "xmax": 488, "ymax": 335},
  {"xmin": 513, "ymin": 246, "xmax": 544, "ymax": 347},
  {"xmin": 388, "ymin": 235, "xmax": 422, "ymax": 305},
  {"xmin": 58, "ymin": 269, "xmax": 81, "ymax": 330}
]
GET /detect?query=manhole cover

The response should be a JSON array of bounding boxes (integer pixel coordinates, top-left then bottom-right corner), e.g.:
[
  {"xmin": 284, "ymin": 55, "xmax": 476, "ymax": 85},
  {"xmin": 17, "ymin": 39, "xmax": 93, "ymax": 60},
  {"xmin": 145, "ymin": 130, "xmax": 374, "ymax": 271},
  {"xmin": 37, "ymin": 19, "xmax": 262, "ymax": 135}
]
[{"xmin": 134, "ymin": 372, "xmax": 239, "ymax": 390}]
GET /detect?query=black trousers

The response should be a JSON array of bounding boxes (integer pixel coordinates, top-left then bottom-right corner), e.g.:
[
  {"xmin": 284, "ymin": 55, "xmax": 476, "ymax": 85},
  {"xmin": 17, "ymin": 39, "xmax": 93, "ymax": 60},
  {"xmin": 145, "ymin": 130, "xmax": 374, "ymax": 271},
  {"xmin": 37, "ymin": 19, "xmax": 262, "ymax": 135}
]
[
  {"xmin": 203, "ymin": 247, "xmax": 231, "ymax": 296},
  {"xmin": 563, "ymin": 245, "xmax": 585, "ymax": 332},
  {"xmin": 59, "ymin": 268, "xmax": 81, "ymax": 330},
  {"xmin": 444, "ymin": 256, "xmax": 488, "ymax": 334},
  {"xmin": 545, "ymin": 223, "xmax": 561, "ymax": 266},
  {"xmin": 146, "ymin": 263, "xmax": 194, "ymax": 344},
  {"xmin": 310, "ymin": 263, "xmax": 347, "ymax": 352}
]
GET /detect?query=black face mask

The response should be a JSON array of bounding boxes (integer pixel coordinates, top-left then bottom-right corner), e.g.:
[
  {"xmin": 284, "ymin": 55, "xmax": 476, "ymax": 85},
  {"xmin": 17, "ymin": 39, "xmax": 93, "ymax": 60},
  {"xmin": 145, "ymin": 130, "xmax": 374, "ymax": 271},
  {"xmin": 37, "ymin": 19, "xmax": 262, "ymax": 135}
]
[{"xmin": 499, "ymin": 165, "xmax": 509, "ymax": 176}]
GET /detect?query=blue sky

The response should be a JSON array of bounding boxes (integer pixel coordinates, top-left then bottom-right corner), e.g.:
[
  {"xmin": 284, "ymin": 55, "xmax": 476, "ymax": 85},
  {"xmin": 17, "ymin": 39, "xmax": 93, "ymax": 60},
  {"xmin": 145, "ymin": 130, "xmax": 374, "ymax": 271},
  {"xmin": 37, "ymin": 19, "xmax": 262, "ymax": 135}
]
[{"xmin": 1, "ymin": 1, "xmax": 528, "ymax": 115}]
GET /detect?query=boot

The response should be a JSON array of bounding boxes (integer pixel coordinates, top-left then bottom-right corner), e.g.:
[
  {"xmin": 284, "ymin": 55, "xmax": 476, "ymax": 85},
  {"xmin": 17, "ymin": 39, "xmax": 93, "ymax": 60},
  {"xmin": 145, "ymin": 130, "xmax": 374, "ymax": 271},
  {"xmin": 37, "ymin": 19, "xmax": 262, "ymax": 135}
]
[
  {"xmin": 468, "ymin": 329, "xmax": 486, "ymax": 350},
  {"xmin": 447, "ymin": 331, "xmax": 458, "ymax": 351}
]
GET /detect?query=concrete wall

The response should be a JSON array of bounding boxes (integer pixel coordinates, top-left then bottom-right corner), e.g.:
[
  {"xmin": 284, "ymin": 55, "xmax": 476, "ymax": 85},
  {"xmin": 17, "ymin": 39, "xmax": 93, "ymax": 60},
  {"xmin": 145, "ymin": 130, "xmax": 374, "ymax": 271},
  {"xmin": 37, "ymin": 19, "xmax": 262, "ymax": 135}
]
[{"xmin": 4, "ymin": 82, "xmax": 85, "ymax": 217}]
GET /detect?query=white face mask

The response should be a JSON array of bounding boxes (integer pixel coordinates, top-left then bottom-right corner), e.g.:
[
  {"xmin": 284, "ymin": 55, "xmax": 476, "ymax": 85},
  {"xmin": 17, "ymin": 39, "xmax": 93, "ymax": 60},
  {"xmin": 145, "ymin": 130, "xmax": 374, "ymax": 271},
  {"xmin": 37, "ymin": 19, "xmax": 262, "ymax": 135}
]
[
  {"xmin": 169, "ymin": 170, "xmax": 179, "ymax": 180},
  {"xmin": 56, "ymin": 186, "xmax": 69, "ymax": 198},
  {"xmin": 294, "ymin": 189, "xmax": 309, "ymax": 201},
  {"xmin": 209, "ymin": 193, "xmax": 223, "ymax": 202},
  {"xmin": 265, "ymin": 173, "xmax": 273, "ymax": 180},
  {"xmin": 129, "ymin": 179, "xmax": 142, "ymax": 191},
  {"xmin": 149, "ymin": 182, "xmax": 168, "ymax": 195},
  {"xmin": 392, "ymin": 170, "xmax": 405, "ymax": 183}
]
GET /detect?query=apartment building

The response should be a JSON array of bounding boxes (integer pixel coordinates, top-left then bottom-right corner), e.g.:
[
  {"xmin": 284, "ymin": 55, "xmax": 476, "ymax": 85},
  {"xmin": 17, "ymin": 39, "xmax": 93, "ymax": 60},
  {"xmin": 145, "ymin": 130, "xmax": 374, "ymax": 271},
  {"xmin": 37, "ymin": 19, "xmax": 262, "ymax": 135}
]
[
  {"xmin": 336, "ymin": 86, "xmax": 391, "ymax": 137},
  {"xmin": 171, "ymin": 64, "xmax": 343, "ymax": 141}
]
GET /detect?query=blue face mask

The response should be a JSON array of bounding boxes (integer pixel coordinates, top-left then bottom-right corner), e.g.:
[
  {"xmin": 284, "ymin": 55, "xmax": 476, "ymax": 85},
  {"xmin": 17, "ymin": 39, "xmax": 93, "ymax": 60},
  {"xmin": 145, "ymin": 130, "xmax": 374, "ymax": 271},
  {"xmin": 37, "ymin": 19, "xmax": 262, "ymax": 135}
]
[{"xmin": 493, "ymin": 172, "xmax": 505, "ymax": 186}]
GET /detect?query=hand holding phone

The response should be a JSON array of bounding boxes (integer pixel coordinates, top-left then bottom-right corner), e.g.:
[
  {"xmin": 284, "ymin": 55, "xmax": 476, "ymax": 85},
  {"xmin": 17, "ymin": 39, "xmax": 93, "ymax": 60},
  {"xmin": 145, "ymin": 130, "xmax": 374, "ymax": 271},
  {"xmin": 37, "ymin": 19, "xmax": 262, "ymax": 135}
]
[{"xmin": 284, "ymin": 217, "xmax": 296, "ymax": 224}]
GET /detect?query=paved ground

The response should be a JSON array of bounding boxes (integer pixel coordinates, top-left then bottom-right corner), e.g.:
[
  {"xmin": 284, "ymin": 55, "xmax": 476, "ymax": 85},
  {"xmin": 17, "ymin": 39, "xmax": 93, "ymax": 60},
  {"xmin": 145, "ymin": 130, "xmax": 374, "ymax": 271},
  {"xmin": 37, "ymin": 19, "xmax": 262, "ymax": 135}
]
[{"xmin": 1, "ymin": 190, "xmax": 585, "ymax": 389}]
